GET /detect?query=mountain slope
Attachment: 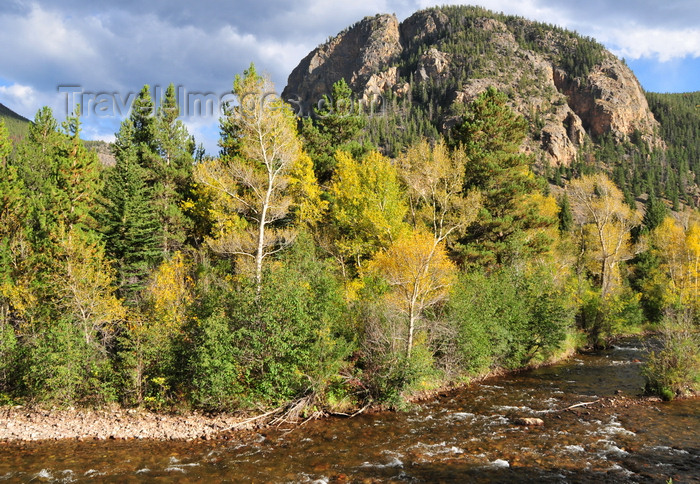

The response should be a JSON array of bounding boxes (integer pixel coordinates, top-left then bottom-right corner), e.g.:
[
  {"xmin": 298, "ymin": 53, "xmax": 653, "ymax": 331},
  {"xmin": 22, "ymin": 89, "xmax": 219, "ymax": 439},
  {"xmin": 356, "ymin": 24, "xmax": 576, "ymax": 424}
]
[
  {"xmin": 0, "ymin": 102, "xmax": 30, "ymax": 141},
  {"xmin": 283, "ymin": 6, "xmax": 662, "ymax": 168},
  {"xmin": 283, "ymin": 5, "xmax": 700, "ymax": 205}
]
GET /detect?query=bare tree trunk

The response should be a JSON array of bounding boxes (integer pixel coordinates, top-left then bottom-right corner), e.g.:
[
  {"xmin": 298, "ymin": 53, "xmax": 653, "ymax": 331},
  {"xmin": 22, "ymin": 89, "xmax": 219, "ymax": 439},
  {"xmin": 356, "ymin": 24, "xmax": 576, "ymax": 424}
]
[
  {"xmin": 255, "ymin": 176, "xmax": 274, "ymax": 294},
  {"xmin": 407, "ymin": 303, "xmax": 415, "ymax": 360}
]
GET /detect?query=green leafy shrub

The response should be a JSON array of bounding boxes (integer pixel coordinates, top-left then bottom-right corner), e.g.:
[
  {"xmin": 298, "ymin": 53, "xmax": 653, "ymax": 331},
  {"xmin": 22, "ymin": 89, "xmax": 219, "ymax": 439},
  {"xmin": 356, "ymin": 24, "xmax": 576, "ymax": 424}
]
[
  {"xmin": 643, "ymin": 308, "xmax": 700, "ymax": 399},
  {"xmin": 19, "ymin": 319, "xmax": 116, "ymax": 405},
  {"xmin": 0, "ymin": 320, "xmax": 17, "ymax": 394},
  {"xmin": 449, "ymin": 266, "xmax": 573, "ymax": 373},
  {"xmin": 188, "ymin": 236, "xmax": 354, "ymax": 411}
]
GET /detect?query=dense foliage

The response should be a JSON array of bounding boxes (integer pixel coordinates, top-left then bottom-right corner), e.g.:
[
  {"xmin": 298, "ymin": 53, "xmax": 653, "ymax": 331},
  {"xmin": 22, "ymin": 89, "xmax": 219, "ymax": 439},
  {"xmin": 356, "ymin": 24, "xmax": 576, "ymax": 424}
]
[{"xmin": 0, "ymin": 60, "xmax": 697, "ymax": 412}]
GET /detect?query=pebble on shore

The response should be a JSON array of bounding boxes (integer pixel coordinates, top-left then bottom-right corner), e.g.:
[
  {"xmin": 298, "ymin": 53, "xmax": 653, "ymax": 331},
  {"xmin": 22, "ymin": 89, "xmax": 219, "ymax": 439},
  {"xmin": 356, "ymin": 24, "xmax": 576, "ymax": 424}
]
[{"xmin": 0, "ymin": 407, "xmax": 250, "ymax": 442}]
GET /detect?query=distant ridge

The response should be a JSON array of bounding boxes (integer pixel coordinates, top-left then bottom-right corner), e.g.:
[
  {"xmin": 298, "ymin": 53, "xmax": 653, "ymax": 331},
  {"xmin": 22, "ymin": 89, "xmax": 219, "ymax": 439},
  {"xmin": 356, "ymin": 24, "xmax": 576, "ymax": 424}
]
[
  {"xmin": 0, "ymin": 102, "xmax": 30, "ymax": 124},
  {"xmin": 0, "ymin": 102, "xmax": 30, "ymax": 140}
]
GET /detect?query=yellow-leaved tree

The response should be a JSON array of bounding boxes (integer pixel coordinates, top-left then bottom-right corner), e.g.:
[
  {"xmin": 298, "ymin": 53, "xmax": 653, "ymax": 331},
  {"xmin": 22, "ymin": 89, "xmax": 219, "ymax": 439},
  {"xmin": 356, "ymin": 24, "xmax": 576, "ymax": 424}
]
[
  {"xmin": 195, "ymin": 64, "xmax": 323, "ymax": 292},
  {"xmin": 652, "ymin": 217, "xmax": 700, "ymax": 310},
  {"xmin": 123, "ymin": 251, "xmax": 194, "ymax": 405},
  {"xmin": 326, "ymin": 150, "xmax": 408, "ymax": 276},
  {"xmin": 53, "ymin": 227, "xmax": 125, "ymax": 351},
  {"xmin": 369, "ymin": 230, "xmax": 457, "ymax": 359},
  {"xmin": 568, "ymin": 174, "xmax": 640, "ymax": 299},
  {"xmin": 398, "ymin": 139, "xmax": 481, "ymax": 246}
]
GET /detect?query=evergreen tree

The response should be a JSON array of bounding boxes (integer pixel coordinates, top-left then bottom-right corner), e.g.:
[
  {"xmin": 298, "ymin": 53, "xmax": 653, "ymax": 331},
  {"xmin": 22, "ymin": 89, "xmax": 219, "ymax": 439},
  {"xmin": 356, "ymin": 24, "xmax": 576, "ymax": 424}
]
[
  {"xmin": 152, "ymin": 83, "xmax": 196, "ymax": 252},
  {"xmin": 299, "ymin": 78, "xmax": 371, "ymax": 183},
  {"xmin": 55, "ymin": 112, "xmax": 102, "ymax": 232},
  {"xmin": 558, "ymin": 193, "xmax": 573, "ymax": 233},
  {"xmin": 99, "ymin": 123, "xmax": 161, "ymax": 304},
  {"xmin": 642, "ymin": 191, "xmax": 669, "ymax": 233},
  {"xmin": 451, "ymin": 87, "xmax": 555, "ymax": 266},
  {"xmin": 126, "ymin": 85, "xmax": 159, "ymax": 169}
]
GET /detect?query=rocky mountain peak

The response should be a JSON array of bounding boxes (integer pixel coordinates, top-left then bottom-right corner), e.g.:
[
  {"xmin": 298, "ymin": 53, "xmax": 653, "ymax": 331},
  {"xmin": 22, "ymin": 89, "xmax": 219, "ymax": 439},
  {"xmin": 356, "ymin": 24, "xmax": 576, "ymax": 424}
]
[
  {"xmin": 282, "ymin": 14, "xmax": 401, "ymax": 115},
  {"xmin": 283, "ymin": 6, "xmax": 664, "ymax": 166}
]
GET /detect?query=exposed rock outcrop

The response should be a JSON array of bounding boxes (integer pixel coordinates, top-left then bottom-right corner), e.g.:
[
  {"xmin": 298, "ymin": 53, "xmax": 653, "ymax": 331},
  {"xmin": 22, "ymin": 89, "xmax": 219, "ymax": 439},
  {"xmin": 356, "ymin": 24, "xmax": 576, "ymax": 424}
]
[
  {"xmin": 553, "ymin": 58, "xmax": 660, "ymax": 147},
  {"xmin": 282, "ymin": 14, "xmax": 401, "ymax": 115},
  {"xmin": 283, "ymin": 7, "xmax": 664, "ymax": 166}
]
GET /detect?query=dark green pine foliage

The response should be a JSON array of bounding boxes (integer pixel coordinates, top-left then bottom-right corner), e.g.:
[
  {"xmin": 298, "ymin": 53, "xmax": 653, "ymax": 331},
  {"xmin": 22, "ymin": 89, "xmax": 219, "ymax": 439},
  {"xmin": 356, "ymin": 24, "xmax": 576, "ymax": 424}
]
[
  {"xmin": 451, "ymin": 87, "xmax": 548, "ymax": 266},
  {"xmin": 646, "ymin": 91, "xmax": 700, "ymax": 207},
  {"xmin": 642, "ymin": 191, "xmax": 669, "ymax": 233},
  {"xmin": 299, "ymin": 78, "xmax": 372, "ymax": 183},
  {"xmin": 101, "ymin": 84, "xmax": 196, "ymax": 294},
  {"xmin": 127, "ymin": 85, "xmax": 160, "ymax": 170},
  {"xmin": 153, "ymin": 83, "xmax": 196, "ymax": 252},
  {"xmin": 14, "ymin": 108, "xmax": 63, "ymax": 245},
  {"xmin": 100, "ymin": 121, "xmax": 161, "ymax": 304},
  {"xmin": 0, "ymin": 120, "xmax": 25, "ymax": 315},
  {"xmin": 54, "ymin": 112, "xmax": 102, "ymax": 233},
  {"xmin": 10, "ymin": 108, "xmax": 100, "ymax": 256},
  {"xmin": 11, "ymin": 108, "xmax": 101, "ymax": 267},
  {"xmin": 218, "ymin": 63, "xmax": 258, "ymax": 161},
  {"xmin": 558, "ymin": 193, "xmax": 573, "ymax": 233}
]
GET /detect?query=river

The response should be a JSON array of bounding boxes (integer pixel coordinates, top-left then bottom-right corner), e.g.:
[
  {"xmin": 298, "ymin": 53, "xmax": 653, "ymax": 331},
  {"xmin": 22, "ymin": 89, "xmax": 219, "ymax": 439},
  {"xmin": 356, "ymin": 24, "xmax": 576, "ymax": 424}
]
[{"xmin": 1, "ymin": 337, "xmax": 698, "ymax": 482}]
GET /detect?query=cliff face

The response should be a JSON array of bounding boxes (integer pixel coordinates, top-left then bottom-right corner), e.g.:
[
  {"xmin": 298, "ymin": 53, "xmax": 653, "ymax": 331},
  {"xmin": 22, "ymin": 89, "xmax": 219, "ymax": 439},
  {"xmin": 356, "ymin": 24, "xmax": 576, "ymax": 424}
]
[
  {"xmin": 282, "ymin": 14, "xmax": 401, "ymax": 115},
  {"xmin": 283, "ymin": 8, "xmax": 663, "ymax": 166}
]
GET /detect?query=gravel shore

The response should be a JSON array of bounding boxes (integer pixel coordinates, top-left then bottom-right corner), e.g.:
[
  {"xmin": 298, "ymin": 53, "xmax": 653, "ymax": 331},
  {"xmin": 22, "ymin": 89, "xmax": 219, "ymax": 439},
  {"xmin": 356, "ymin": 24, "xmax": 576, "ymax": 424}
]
[{"xmin": 0, "ymin": 406, "xmax": 249, "ymax": 442}]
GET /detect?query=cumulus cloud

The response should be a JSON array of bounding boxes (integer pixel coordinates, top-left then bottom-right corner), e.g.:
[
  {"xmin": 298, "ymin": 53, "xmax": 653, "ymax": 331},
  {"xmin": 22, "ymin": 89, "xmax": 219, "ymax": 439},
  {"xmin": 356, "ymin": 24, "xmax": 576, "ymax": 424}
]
[
  {"xmin": 0, "ymin": 0, "xmax": 697, "ymax": 152},
  {"xmin": 599, "ymin": 25, "xmax": 700, "ymax": 62}
]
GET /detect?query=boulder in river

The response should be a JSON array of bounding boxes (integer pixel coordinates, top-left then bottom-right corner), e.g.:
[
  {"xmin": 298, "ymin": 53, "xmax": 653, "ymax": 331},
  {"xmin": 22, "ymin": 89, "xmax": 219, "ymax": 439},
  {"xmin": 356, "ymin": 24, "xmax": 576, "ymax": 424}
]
[{"xmin": 513, "ymin": 417, "xmax": 544, "ymax": 426}]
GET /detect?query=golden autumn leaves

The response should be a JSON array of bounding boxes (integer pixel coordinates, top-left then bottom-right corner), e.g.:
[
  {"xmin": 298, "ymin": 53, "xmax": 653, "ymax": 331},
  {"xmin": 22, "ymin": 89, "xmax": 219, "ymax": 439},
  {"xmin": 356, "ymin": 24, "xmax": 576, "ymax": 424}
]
[{"xmin": 189, "ymin": 68, "xmax": 483, "ymax": 359}]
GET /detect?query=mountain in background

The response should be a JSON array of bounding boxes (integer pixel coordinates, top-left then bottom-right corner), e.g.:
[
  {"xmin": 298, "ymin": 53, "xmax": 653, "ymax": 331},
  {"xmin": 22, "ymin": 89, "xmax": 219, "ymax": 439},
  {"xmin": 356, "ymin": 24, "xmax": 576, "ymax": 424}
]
[
  {"xmin": 0, "ymin": 102, "xmax": 30, "ymax": 142},
  {"xmin": 283, "ymin": 5, "xmax": 699, "ymax": 206},
  {"xmin": 0, "ymin": 101, "xmax": 117, "ymax": 165}
]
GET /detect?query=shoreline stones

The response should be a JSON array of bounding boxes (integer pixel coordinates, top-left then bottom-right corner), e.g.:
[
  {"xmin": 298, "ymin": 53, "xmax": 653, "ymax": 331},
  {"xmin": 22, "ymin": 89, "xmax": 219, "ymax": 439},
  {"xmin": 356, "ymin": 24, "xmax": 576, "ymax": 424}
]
[{"xmin": 0, "ymin": 407, "xmax": 250, "ymax": 442}]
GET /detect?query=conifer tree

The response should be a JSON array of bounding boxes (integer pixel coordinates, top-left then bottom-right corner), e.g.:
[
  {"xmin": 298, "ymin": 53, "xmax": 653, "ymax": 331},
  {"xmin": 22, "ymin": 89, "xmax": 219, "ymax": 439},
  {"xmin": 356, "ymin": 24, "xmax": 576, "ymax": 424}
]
[
  {"xmin": 100, "ymin": 123, "xmax": 161, "ymax": 304},
  {"xmin": 558, "ymin": 193, "xmax": 574, "ymax": 233},
  {"xmin": 299, "ymin": 78, "xmax": 371, "ymax": 183},
  {"xmin": 54, "ymin": 111, "xmax": 102, "ymax": 232},
  {"xmin": 642, "ymin": 191, "xmax": 668, "ymax": 233},
  {"xmin": 0, "ymin": 120, "xmax": 11, "ymax": 167},
  {"xmin": 152, "ymin": 83, "xmax": 195, "ymax": 252},
  {"xmin": 451, "ymin": 87, "xmax": 555, "ymax": 266}
]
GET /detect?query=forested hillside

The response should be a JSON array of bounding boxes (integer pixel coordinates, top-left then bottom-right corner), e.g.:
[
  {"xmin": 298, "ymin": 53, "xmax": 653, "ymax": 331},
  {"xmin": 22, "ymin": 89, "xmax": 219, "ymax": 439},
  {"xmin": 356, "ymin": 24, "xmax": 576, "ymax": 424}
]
[
  {"xmin": 645, "ymin": 92, "xmax": 700, "ymax": 206},
  {"xmin": 0, "ymin": 7, "xmax": 698, "ymax": 414},
  {"xmin": 284, "ymin": 6, "xmax": 696, "ymax": 207},
  {"xmin": 0, "ymin": 103, "xmax": 29, "ymax": 143}
]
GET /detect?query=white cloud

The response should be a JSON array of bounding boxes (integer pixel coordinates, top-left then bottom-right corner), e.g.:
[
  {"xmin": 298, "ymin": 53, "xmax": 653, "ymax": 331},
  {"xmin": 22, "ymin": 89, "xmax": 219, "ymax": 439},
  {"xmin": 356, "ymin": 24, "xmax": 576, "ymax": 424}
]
[
  {"xmin": 0, "ymin": 83, "xmax": 37, "ymax": 112},
  {"xmin": 598, "ymin": 25, "xmax": 700, "ymax": 62},
  {"xmin": 414, "ymin": 0, "xmax": 700, "ymax": 62},
  {"xmin": 0, "ymin": 82, "xmax": 62, "ymax": 119},
  {"xmin": 0, "ymin": 0, "xmax": 697, "ymax": 151}
]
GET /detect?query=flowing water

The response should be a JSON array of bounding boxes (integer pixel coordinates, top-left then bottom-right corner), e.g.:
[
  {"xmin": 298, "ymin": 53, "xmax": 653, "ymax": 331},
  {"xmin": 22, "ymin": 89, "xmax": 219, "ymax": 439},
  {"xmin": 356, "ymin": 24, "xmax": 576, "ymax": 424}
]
[{"xmin": 1, "ymin": 337, "xmax": 698, "ymax": 483}]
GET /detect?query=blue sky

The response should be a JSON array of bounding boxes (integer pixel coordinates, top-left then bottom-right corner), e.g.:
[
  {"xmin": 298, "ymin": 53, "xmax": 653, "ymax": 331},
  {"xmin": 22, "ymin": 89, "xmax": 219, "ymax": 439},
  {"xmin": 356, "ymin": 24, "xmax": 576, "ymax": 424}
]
[{"xmin": 0, "ymin": 0, "xmax": 698, "ymax": 154}]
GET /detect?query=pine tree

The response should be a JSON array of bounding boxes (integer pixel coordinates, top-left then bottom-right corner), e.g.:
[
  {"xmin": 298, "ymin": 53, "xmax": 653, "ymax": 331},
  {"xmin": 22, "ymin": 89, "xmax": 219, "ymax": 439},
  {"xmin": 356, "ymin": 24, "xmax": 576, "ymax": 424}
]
[
  {"xmin": 299, "ymin": 78, "xmax": 371, "ymax": 183},
  {"xmin": 451, "ymin": 87, "xmax": 555, "ymax": 266},
  {"xmin": 127, "ymin": 85, "xmax": 159, "ymax": 170},
  {"xmin": 55, "ymin": 112, "xmax": 102, "ymax": 232},
  {"xmin": 100, "ymin": 125, "xmax": 161, "ymax": 304},
  {"xmin": 642, "ymin": 191, "xmax": 668, "ymax": 233},
  {"xmin": 558, "ymin": 193, "xmax": 573, "ymax": 233},
  {"xmin": 152, "ymin": 83, "xmax": 195, "ymax": 252}
]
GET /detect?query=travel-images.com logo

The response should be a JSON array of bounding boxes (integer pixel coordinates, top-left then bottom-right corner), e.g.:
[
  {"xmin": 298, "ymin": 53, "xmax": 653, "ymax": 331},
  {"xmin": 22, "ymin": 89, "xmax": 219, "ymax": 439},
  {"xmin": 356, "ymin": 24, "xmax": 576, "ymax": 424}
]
[{"xmin": 58, "ymin": 85, "xmax": 386, "ymax": 119}]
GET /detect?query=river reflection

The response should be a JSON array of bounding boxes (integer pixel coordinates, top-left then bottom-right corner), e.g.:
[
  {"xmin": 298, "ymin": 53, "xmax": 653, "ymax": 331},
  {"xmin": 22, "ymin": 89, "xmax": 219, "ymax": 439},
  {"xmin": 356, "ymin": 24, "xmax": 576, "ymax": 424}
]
[{"xmin": 1, "ymin": 337, "xmax": 698, "ymax": 483}]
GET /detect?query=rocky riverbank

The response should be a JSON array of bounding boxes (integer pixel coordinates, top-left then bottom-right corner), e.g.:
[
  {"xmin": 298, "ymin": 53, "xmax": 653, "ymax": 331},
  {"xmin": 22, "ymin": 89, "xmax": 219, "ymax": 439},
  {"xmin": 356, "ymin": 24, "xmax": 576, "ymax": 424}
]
[{"xmin": 0, "ymin": 406, "xmax": 251, "ymax": 442}]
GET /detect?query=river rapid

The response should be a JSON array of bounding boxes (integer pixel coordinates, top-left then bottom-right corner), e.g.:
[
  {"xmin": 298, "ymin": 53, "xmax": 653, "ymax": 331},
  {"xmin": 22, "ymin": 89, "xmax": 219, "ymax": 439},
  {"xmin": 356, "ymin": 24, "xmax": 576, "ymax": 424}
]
[{"xmin": 1, "ymin": 337, "xmax": 698, "ymax": 483}]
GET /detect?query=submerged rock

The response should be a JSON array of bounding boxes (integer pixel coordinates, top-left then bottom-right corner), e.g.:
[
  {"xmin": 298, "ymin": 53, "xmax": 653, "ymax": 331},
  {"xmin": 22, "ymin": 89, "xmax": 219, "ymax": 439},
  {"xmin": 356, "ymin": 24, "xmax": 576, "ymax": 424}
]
[{"xmin": 513, "ymin": 417, "xmax": 544, "ymax": 426}]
